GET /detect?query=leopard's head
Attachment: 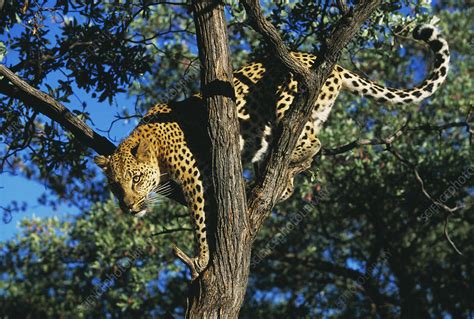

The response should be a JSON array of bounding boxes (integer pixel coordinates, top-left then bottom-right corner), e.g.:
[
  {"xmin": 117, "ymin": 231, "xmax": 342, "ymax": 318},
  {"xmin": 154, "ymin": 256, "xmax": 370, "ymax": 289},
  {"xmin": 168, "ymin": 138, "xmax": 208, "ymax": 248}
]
[{"xmin": 94, "ymin": 139, "xmax": 161, "ymax": 217}]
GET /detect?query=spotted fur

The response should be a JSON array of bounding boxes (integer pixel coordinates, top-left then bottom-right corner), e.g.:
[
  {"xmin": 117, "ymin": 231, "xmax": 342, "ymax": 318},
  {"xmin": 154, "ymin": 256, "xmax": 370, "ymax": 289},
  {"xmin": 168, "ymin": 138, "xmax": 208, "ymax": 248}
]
[{"xmin": 95, "ymin": 24, "xmax": 449, "ymax": 277}]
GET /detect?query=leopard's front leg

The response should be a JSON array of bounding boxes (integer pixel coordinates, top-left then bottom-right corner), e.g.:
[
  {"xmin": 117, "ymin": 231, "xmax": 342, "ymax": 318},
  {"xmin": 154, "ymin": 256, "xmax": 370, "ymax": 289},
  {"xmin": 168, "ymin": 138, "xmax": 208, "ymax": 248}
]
[
  {"xmin": 167, "ymin": 144, "xmax": 209, "ymax": 280},
  {"xmin": 279, "ymin": 123, "xmax": 321, "ymax": 202}
]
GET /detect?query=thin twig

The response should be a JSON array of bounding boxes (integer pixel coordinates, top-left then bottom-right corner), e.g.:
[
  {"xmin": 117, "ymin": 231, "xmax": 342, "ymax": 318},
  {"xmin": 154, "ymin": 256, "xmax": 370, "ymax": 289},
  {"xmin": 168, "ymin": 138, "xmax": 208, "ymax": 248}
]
[
  {"xmin": 149, "ymin": 227, "xmax": 193, "ymax": 237},
  {"xmin": 336, "ymin": 0, "xmax": 349, "ymax": 14},
  {"xmin": 323, "ymin": 114, "xmax": 411, "ymax": 155},
  {"xmin": 444, "ymin": 216, "xmax": 463, "ymax": 255},
  {"xmin": 387, "ymin": 145, "xmax": 463, "ymax": 255},
  {"xmin": 323, "ymin": 114, "xmax": 465, "ymax": 255}
]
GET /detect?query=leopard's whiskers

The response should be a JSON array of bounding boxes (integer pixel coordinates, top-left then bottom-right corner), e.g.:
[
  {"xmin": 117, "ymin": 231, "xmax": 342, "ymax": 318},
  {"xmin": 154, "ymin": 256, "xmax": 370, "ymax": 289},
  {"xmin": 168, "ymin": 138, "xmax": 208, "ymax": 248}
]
[{"xmin": 145, "ymin": 181, "xmax": 173, "ymax": 207}]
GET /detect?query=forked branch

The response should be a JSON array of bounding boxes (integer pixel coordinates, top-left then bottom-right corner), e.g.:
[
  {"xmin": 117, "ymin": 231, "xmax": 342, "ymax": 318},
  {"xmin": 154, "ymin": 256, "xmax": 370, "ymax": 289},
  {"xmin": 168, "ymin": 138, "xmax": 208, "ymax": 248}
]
[{"xmin": 241, "ymin": 0, "xmax": 382, "ymax": 233}]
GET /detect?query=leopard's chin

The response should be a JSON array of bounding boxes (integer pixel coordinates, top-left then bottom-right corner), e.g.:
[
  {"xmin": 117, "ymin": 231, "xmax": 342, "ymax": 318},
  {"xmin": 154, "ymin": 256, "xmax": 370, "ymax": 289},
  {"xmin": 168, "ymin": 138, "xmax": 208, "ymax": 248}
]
[{"xmin": 133, "ymin": 209, "xmax": 147, "ymax": 218}]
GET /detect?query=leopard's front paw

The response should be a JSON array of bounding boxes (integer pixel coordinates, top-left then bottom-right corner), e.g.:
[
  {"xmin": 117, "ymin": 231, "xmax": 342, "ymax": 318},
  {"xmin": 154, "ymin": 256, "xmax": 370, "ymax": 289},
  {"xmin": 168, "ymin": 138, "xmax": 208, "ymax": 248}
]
[{"xmin": 191, "ymin": 255, "xmax": 209, "ymax": 280}]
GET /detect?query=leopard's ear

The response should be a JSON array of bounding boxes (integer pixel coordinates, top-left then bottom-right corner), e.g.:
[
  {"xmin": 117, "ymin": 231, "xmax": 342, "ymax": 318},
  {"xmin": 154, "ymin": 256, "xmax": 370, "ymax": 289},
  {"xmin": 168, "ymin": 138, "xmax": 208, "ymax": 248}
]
[
  {"xmin": 134, "ymin": 140, "xmax": 152, "ymax": 163},
  {"xmin": 94, "ymin": 155, "xmax": 110, "ymax": 170}
]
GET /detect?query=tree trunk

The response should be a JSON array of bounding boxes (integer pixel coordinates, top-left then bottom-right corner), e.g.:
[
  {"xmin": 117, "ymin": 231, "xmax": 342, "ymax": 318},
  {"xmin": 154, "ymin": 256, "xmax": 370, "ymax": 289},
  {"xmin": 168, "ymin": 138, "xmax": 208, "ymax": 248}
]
[
  {"xmin": 389, "ymin": 251, "xmax": 431, "ymax": 319},
  {"xmin": 186, "ymin": 1, "xmax": 251, "ymax": 317}
]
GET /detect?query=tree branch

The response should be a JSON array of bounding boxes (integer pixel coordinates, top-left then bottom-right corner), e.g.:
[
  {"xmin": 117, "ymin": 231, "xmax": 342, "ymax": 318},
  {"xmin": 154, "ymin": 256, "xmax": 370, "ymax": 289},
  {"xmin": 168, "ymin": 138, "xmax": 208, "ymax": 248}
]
[
  {"xmin": 0, "ymin": 64, "xmax": 187, "ymax": 205},
  {"xmin": 322, "ymin": 117, "xmax": 410, "ymax": 155},
  {"xmin": 323, "ymin": 118, "xmax": 472, "ymax": 156},
  {"xmin": 387, "ymin": 145, "xmax": 463, "ymax": 255},
  {"xmin": 280, "ymin": 253, "xmax": 398, "ymax": 311},
  {"xmin": 0, "ymin": 64, "xmax": 115, "ymax": 155},
  {"xmin": 242, "ymin": 0, "xmax": 382, "ymax": 233}
]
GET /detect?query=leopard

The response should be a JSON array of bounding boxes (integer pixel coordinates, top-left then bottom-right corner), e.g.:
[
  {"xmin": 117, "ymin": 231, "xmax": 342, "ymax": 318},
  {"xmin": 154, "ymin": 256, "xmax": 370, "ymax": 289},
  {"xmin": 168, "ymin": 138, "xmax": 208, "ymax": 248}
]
[{"xmin": 94, "ymin": 24, "xmax": 449, "ymax": 279}]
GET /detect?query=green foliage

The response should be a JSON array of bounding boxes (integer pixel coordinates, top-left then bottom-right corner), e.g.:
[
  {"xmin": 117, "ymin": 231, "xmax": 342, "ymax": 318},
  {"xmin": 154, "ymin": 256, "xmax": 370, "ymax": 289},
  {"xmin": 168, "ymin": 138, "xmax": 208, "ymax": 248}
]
[
  {"xmin": 241, "ymin": 3, "xmax": 474, "ymax": 318},
  {"xmin": 0, "ymin": 198, "xmax": 192, "ymax": 318}
]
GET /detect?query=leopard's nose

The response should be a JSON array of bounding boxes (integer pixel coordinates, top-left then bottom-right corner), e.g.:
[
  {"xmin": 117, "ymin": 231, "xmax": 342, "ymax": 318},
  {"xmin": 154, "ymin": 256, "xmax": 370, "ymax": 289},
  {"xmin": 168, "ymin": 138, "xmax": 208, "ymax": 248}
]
[
  {"xmin": 121, "ymin": 202, "xmax": 136, "ymax": 214},
  {"xmin": 128, "ymin": 205, "xmax": 139, "ymax": 214},
  {"xmin": 123, "ymin": 197, "xmax": 135, "ymax": 209},
  {"xmin": 124, "ymin": 202, "xmax": 133, "ymax": 211}
]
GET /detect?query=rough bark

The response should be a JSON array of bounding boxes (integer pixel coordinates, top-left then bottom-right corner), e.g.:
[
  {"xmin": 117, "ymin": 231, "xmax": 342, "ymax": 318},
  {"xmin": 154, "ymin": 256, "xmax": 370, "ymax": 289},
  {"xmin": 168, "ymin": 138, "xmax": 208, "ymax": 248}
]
[
  {"xmin": 185, "ymin": 0, "xmax": 381, "ymax": 317},
  {"xmin": 185, "ymin": 0, "xmax": 251, "ymax": 317},
  {"xmin": 0, "ymin": 65, "xmax": 116, "ymax": 155}
]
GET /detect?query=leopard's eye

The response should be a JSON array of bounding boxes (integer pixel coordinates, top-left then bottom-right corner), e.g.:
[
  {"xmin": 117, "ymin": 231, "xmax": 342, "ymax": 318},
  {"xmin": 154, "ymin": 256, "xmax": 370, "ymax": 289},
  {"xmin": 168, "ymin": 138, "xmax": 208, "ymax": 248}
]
[{"xmin": 132, "ymin": 175, "xmax": 141, "ymax": 183}]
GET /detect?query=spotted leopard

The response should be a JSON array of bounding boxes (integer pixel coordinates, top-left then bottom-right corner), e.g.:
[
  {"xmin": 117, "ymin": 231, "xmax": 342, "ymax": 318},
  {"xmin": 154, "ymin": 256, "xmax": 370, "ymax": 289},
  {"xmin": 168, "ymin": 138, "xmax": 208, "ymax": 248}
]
[{"xmin": 94, "ymin": 25, "xmax": 449, "ymax": 277}]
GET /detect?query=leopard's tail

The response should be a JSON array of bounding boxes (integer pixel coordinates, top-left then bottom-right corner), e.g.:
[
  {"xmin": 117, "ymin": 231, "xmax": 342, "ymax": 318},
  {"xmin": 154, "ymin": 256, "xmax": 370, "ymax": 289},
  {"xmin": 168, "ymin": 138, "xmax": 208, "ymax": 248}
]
[{"xmin": 340, "ymin": 24, "xmax": 449, "ymax": 105}]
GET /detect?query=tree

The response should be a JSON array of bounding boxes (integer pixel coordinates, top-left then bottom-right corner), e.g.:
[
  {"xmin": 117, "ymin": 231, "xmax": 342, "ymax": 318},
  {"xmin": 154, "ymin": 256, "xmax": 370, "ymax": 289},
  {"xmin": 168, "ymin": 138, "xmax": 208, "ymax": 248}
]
[
  {"xmin": 240, "ymin": 2, "xmax": 473, "ymax": 317},
  {"xmin": 1, "ymin": 0, "xmax": 472, "ymax": 317}
]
